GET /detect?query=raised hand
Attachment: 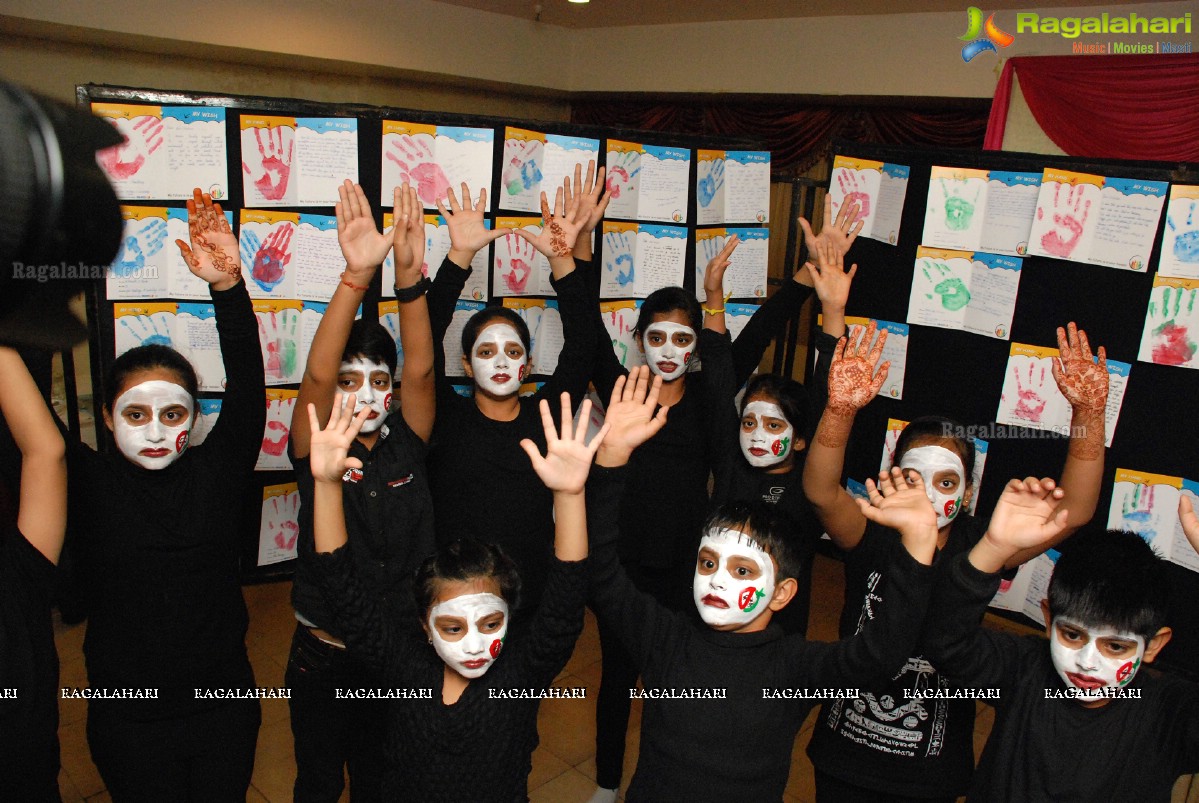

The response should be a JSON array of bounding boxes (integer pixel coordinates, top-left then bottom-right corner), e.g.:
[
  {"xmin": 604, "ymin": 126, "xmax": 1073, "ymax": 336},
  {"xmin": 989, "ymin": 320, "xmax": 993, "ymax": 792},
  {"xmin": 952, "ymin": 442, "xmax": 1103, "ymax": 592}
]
[
  {"xmin": 1180, "ymin": 496, "xmax": 1199, "ymax": 554},
  {"xmin": 803, "ymin": 234, "xmax": 858, "ymax": 312},
  {"xmin": 335, "ymin": 179, "xmax": 390, "ymax": 278},
  {"xmin": 856, "ymin": 466, "xmax": 938, "ymax": 535},
  {"xmin": 439, "ymin": 182, "xmax": 506, "ymax": 266},
  {"xmin": 175, "ymin": 188, "xmax": 241, "ymax": 289},
  {"xmin": 596, "ymin": 366, "xmax": 669, "ymax": 465},
  {"xmin": 307, "ymin": 400, "xmax": 371, "ymax": 484},
  {"xmin": 390, "ymin": 182, "xmax": 426, "ymax": 287},
  {"xmin": 1052, "ymin": 322, "xmax": 1108, "ymax": 413},
  {"xmin": 703, "ymin": 235, "xmax": 740, "ymax": 299},
  {"xmin": 243, "ymin": 126, "xmax": 295, "ymax": 202},
  {"xmin": 974, "ymin": 477, "xmax": 1068, "ymax": 571},
  {"xmin": 520, "ymin": 393, "xmax": 609, "ymax": 495},
  {"xmin": 514, "ymin": 186, "xmax": 581, "ymax": 259},
  {"xmin": 826, "ymin": 321, "xmax": 890, "ymax": 416},
  {"xmin": 1037, "ymin": 182, "xmax": 1091, "ymax": 258},
  {"xmin": 384, "ymin": 134, "xmax": 451, "ymax": 207},
  {"xmin": 565, "ymin": 160, "xmax": 610, "ymax": 235},
  {"xmin": 798, "ymin": 197, "xmax": 863, "ymax": 264}
]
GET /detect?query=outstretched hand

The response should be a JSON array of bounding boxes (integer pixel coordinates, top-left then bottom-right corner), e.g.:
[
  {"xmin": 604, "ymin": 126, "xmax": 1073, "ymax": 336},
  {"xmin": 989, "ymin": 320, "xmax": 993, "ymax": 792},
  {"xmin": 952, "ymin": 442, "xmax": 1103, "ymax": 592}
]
[
  {"xmin": 565, "ymin": 160, "xmax": 610, "ymax": 235},
  {"xmin": 439, "ymin": 182, "xmax": 505, "ymax": 265},
  {"xmin": 515, "ymin": 185, "xmax": 582, "ymax": 260},
  {"xmin": 520, "ymin": 393, "xmax": 608, "ymax": 495},
  {"xmin": 175, "ymin": 188, "xmax": 241, "ymax": 290},
  {"xmin": 857, "ymin": 466, "xmax": 938, "ymax": 543},
  {"xmin": 1180, "ymin": 496, "xmax": 1199, "ymax": 555},
  {"xmin": 974, "ymin": 477, "xmax": 1069, "ymax": 572},
  {"xmin": 596, "ymin": 366, "xmax": 669, "ymax": 467},
  {"xmin": 803, "ymin": 234, "xmax": 857, "ymax": 313},
  {"xmin": 307, "ymin": 400, "xmax": 370, "ymax": 484},
  {"xmin": 797, "ymin": 199, "xmax": 863, "ymax": 281},
  {"xmin": 826, "ymin": 322, "xmax": 889, "ymax": 416},
  {"xmin": 702, "ymin": 235, "xmax": 740, "ymax": 299},
  {"xmin": 390, "ymin": 182, "xmax": 426, "ymax": 287},
  {"xmin": 336, "ymin": 180, "xmax": 390, "ymax": 278},
  {"xmin": 1052, "ymin": 322, "xmax": 1108, "ymax": 414}
]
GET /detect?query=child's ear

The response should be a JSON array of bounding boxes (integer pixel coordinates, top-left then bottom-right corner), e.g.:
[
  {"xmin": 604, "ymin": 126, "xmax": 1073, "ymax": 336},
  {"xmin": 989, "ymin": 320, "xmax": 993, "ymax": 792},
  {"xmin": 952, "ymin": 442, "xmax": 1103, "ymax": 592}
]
[
  {"xmin": 1143, "ymin": 627, "xmax": 1173, "ymax": 663},
  {"xmin": 1040, "ymin": 598, "xmax": 1052, "ymax": 634},
  {"xmin": 767, "ymin": 577, "xmax": 798, "ymax": 612},
  {"xmin": 461, "ymin": 355, "xmax": 473, "ymax": 378},
  {"xmin": 963, "ymin": 482, "xmax": 975, "ymax": 512},
  {"xmin": 102, "ymin": 406, "xmax": 115, "ymax": 433},
  {"xmin": 792, "ymin": 437, "xmax": 807, "ymax": 453}
]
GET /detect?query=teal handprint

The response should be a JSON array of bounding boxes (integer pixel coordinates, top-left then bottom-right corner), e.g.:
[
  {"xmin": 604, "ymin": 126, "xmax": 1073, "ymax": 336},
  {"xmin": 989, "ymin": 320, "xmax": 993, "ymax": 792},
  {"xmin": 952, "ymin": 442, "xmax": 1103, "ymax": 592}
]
[
  {"xmin": 698, "ymin": 159, "xmax": 725, "ymax": 208},
  {"xmin": 939, "ymin": 178, "xmax": 981, "ymax": 232},
  {"xmin": 1166, "ymin": 199, "xmax": 1199, "ymax": 264},
  {"xmin": 1146, "ymin": 285, "xmax": 1198, "ymax": 366},
  {"xmin": 602, "ymin": 230, "xmax": 635, "ymax": 288},
  {"xmin": 117, "ymin": 312, "xmax": 174, "ymax": 353},
  {"xmin": 921, "ymin": 260, "xmax": 972, "ymax": 312},
  {"xmin": 113, "ymin": 218, "xmax": 167, "ymax": 277}
]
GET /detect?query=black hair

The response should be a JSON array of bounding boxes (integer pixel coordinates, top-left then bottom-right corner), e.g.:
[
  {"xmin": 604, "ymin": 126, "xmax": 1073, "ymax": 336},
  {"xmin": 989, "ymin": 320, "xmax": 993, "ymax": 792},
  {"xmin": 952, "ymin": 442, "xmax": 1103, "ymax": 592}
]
[
  {"xmin": 105, "ymin": 344, "xmax": 198, "ymax": 412},
  {"xmin": 344, "ymin": 318, "xmax": 398, "ymax": 378},
  {"xmin": 702, "ymin": 502, "xmax": 802, "ymax": 583},
  {"xmin": 460, "ymin": 307, "xmax": 532, "ymax": 358},
  {"xmin": 741, "ymin": 374, "xmax": 809, "ymax": 443},
  {"xmin": 634, "ymin": 286, "xmax": 702, "ymax": 341},
  {"xmin": 1047, "ymin": 528, "xmax": 1170, "ymax": 642},
  {"xmin": 413, "ymin": 539, "xmax": 522, "ymax": 620},
  {"xmin": 893, "ymin": 415, "xmax": 976, "ymax": 481}
]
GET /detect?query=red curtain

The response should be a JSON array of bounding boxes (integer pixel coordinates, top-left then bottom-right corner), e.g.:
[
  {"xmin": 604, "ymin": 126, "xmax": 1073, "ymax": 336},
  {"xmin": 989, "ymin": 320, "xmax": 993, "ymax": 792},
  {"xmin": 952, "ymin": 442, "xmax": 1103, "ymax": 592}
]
[
  {"xmin": 985, "ymin": 53, "xmax": 1199, "ymax": 161},
  {"xmin": 572, "ymin": 100, "xmax": 989, "ymax": 174}
]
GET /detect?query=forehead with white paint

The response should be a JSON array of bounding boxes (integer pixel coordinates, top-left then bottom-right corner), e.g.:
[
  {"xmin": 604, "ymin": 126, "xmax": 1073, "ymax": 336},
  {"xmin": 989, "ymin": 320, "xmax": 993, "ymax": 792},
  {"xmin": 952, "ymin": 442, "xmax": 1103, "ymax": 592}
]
[
  {"xmin": 743, "ymin": 400, "xmax": 789, "ymax": 426},
  {"xmin": 699, "ymin": 526, "xmax": 773, "ymax": 571},
  {"xmin": 643, "ymin": 321, "xmax": 695, "ymax": 345},
  {"xmin": 429, "ymin": 591, "xmax": 508, "ymax": 624},
  {"xmin": 338, "ymin": 357, "xmax": 390, "ymax": 382},
  {"xmin": 898, "ymin": 445, "xmax": 965, "ymax": 482},
  {"xmin": 473, "ymin": 323, "xmax": 524, "ymax": 353},
  {"xmin": 114, "ymin": 379, "xmax": 194, "ymax": 416}
]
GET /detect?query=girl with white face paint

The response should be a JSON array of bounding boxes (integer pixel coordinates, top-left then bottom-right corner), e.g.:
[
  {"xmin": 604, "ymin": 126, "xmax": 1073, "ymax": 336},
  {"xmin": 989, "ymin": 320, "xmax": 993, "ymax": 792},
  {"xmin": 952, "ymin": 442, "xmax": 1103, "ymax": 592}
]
[
  {"xmin": 307, "ymin": 376, "xmax": 614, "ymax": 799},
  {"xmin": 72, "ymin": 190, "xmax": 266, "ymax": 799}
]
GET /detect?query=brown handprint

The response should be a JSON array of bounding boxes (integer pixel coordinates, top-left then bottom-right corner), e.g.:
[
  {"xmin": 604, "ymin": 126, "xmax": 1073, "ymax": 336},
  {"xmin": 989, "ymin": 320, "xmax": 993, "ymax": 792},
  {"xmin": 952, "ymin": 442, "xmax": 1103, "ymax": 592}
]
[
  {"xmin": 242, "ymin": 126, "xmax": 295, "ymax": 202},
  {"xmin": 826, "ymin": 321, "xmax": 890, "ymax": 417},
  {"xmin": 97, "ymin": 116, "xmax": 164, "ymax": 181},
  {"xmin": 385, "ymin": 135, "xmax": 451, "ymax": 207},
  {"xmin": 1037, "ymin": 182, "xmax": 1091, "ymax": 258},
  {"xmin": 1010, "ymin": 360, "xmax": 1049, "ymax": 422},
  {"xmin": 1051, "ymin": 322, "xmax": 1108, "ymax": 414}
]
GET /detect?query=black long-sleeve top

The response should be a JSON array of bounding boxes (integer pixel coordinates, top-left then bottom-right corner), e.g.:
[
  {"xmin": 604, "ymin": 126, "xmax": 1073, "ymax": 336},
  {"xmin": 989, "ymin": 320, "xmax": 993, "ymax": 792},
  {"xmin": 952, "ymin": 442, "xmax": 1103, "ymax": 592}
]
[
  {"xmin": 924, "ymin": 552, "xmax": 1199, "ymax": 802},
  {"xmin": 67, "ymin": 280, "xmax": 264, "ymax": 719},
  {"xmin": 312, "ymin": 543, "xmax": 587, "ymax": 802},
  {"xmin": 586, "ymin": 465, "xmax": 935, "ymax": 802},
  {"xmin": 426, "ymin": 257, "xmax": 594, "ymax": 616}
]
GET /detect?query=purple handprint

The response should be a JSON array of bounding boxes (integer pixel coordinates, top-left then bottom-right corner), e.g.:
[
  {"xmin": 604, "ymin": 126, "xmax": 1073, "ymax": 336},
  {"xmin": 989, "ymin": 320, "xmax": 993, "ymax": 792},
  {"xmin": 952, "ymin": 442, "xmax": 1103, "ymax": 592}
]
[
  {"xmin": 98, "ymin": 115, "xmax": 164, "ymax": 181},
  {"xmin": 242, "ymin": 126, "xmax": 295, "ymax": 202},
  {"xmin": 385, "ymin": 134, "xmax": 451, "ymax": 207},
  {"xmin": 498, "ymin": 232, "xmax": 536, "ymax": 294},
  {"xmin": 835, "ymin": 170, "xmax": 871, "ymax": 224},
  {"xmin": 1037, "ymin": 182, "xmax": 1091, "ymax": 258}
]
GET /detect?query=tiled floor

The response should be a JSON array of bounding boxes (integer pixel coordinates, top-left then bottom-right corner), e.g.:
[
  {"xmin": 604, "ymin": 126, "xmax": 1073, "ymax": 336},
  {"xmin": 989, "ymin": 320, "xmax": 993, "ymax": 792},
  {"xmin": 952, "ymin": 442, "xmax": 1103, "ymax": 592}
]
[{"xmin": 50, "ymin": 553, "xmax": 1195, "ymax": 802}]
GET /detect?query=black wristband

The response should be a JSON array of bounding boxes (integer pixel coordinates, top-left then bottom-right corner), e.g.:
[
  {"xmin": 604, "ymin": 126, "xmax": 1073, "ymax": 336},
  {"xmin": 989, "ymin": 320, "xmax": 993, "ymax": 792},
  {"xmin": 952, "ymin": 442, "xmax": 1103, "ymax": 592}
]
[{"xmin": 393, "ymin": 276, "xmax": 431, "ymax": 302}]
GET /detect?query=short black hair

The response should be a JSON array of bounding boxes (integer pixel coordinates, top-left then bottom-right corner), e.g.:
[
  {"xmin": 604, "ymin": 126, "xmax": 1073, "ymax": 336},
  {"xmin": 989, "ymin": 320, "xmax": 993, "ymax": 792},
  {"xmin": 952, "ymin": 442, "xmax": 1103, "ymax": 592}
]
[
  {"xmin": 344, "ymin": 318, "xmax": 398, "ymax": 378},
  {"xmin": 893, "ymin": 415, "xmax": 975, "ymax": 480},
  {"xmin": 105, "ymin": 344, "xmax": 198, "ymax": 412},
  {"xmin": 413, "ymin": 539, "xmax": 522, "ymax": 621},
  {"xmin": 635, "ymin": 286, "xmax": 702, "ymax": 341},
  {"xmin": 460, "ymin": 307, "xmax": 531, "ymax": 357},
  {"xmin": 1048, "ymin": 528, "xmax": 1170, "ymax": 642},
  {"xmin": 741, "ymin": 373, "xmax": 809, "ymax": 443},
  {"xmin": 702, "ymin": 502, "xmax": 802, "ymax": 582}
]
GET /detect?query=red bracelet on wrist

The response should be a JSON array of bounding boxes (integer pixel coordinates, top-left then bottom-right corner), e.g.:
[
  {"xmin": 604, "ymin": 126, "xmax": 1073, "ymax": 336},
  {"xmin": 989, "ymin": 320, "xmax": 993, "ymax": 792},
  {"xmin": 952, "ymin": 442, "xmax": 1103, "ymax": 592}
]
[{"xmin": 340, "ymin": 273, "xmax": 370, "ymax": 292}]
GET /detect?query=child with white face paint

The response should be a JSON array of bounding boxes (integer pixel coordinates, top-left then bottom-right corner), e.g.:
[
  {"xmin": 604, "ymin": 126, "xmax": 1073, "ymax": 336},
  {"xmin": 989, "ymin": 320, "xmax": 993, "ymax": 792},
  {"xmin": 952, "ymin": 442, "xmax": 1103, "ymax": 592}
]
[
  {"xmin": 801, "ymin": 318, "xmax": 1113, "ymax": 801},
  {"xmin": 465, "ymin": 320, "xmax": 528, "ymax": 398},
  {"xmin": 923, "ymin": 485, "xmax": 1199, "ymax": 800},
  {"xmin": 110, "ymin": 379, "xmax": 195, "ymax": 469},
  {"xmin": 307, "ymin": 378, "xmax": 614, "ymax": 800}
]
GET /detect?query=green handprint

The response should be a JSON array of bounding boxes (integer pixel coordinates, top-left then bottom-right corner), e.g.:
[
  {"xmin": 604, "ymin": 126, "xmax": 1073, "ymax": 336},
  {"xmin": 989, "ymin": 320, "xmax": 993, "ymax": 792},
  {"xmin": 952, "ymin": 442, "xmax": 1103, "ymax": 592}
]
[
  {"xmin": 940, "ymin": 178, "xmax": 981, "ymax": 232},
  {"xmin": 1121, "ymin": 483, "xmax": 1154, "ymax": 521},
  {"xmin": 921, "ymin": 260, "xmax": 972, "ymax": 312},
  {"xmin": 1146, "ymin": 285, "xmax": 1197, "ymax": 366}
]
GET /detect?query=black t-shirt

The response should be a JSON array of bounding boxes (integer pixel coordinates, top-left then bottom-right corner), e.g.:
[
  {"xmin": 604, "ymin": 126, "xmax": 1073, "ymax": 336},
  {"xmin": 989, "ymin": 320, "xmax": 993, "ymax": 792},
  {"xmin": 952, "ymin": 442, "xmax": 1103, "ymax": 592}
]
[
  {"xmin": 806, "ymin": 515, "xmax": 989, "ymax": 797},
  {"xmin": 0, "ymin": 524, "xmax": 59, "ymax": 781}
]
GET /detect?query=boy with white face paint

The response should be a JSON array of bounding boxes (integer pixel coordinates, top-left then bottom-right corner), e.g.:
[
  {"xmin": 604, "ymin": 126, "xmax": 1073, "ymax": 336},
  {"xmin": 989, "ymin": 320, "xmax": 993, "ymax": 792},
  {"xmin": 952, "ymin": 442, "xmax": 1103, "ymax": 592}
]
[{"xmin": 923, "ymin": 481, "xmax": 1199, "ymax": 801}]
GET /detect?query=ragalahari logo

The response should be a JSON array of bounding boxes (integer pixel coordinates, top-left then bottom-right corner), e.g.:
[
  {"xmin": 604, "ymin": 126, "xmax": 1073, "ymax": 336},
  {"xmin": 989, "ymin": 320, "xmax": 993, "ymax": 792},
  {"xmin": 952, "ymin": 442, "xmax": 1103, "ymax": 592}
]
[{"xmin": 959, "ymin": 6, "xmax": 1015, "ymax": 61}]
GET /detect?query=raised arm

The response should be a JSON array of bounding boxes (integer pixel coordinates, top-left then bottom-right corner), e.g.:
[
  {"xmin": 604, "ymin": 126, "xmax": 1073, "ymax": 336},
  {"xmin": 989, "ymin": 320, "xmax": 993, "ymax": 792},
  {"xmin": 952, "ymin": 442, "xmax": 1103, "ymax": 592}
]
[
  {"xmin": 390, "ymin": 184, "xmax": 435, "ymax": 442},
  {"xmin": 802, "ymin": 322, "xmax": 890, "ymax": 550},
  {"xmin": 0, "ymin": 348, "xmax": 66, "ymax": 563},
  {"xmin": 569, "ymin": 160, "xmax": 609, "ymax": 263},
  {"xmin": 800, "ymin": 237, "xmax": 856, "ymax": 440},
  {"xmin": 292, "ymin": 180, "xmax": 389, "ymax": 458}
]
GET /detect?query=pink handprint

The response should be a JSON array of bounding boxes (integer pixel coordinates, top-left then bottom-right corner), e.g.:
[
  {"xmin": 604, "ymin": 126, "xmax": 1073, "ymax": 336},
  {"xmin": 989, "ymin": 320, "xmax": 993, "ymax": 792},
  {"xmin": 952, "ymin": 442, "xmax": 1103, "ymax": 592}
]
[
  {"xmin": 97, "ymin": 116, "xmax": 164, "ymax": 181},
  {"xmin": 385, "ymin": 135, "xmax": 450, "ymax": 207},
  {"xmin": 1010, "ymin": 361, "xmax": 1049, "ymax": 423},
  {"xmin": 835, "ymin": 170, "xmax": 871, "ymax": 224},
  {"xmin": 242, "ymin": 126, "xmax": 295, "ymax": 202},
  {"xmin": 262, "ymin": 397, "xmax": 296, "ymax": 457},
  {"xmin": 498, "ymin": 231, "xmax": 536, "ymax": 294},
  {"xmin": 1036, "ymin": 182, "xmax": 1091, "ymax": 258},
  {"xmin": 250, "ymin": 223, "xmax": 294, "ymax": 292}
]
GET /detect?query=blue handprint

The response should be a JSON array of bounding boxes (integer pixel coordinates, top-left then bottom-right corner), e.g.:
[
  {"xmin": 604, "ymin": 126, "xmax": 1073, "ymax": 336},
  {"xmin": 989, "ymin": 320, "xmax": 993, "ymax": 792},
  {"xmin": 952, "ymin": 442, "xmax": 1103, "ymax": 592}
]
[
  {"xmin": 112, "ymin": 218, "xmax": 167, "ymax": 277},
  {"xmin": 1167, "ymin": 199, "xmax": 1199, "ymax": 264},
  {"xmin": 239, "ymin": 229, "xmax": 261, "ymax": 270},
  {"xmin": 118, "ymin": 312, "xmax": 174, "ymax": 351},
  {"xmin": 520, "ymin": 159, "xmax": 542, "ymax": 191},
  {"xmin": 603, "ymin": 231, "xmax": 635, "ymax": 288},
  {"xmin": 697, "ymin": 159, "xmax": 725, "ymax": 208}
]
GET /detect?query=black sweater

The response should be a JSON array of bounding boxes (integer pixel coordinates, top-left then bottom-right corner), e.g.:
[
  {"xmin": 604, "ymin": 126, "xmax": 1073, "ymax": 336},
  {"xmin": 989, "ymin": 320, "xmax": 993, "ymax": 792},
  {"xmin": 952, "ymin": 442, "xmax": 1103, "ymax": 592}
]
[
  {"xmin": 427, "ymin": 258, "xmax": 593, "ymax": 616},
  {"xmin": 312, "ymin": 544, "xmax": 588, "ymax": 802},
  {"xmin": 925, "ymin": 552, "xmax": 1199, "ymax": 802},
  {"xmin": 587, "ymin": 465, "xmax": 936, "ymax": 802},
  {"xmin": 67, "ymin": 280, "xmax": 264, "ymax": 719}
]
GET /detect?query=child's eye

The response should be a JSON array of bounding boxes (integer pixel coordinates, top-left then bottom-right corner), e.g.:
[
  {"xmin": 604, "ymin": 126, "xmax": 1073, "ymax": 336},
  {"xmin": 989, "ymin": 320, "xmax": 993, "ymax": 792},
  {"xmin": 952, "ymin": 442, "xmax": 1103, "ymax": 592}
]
[
  {"xmin": 740, "ymin": 419, "xmax": 755, "ymax": 430},
  {"xmin": 767, "ymin": 422, "xmax": 783, "ymax": 432},
  {"xmin": 478, "ymin": 347, "xmax": 494, "ymax": 358},
  {"xmin": 507, "ymin": 347, "xmax": 523, "ymax": 358},
  {"xmin": 674, "ymin": 334, "xmax": 694, "ymax": 347},
  {"xmin": 735, "ymin": 567, "xmax": 749, "ymax": 577}
]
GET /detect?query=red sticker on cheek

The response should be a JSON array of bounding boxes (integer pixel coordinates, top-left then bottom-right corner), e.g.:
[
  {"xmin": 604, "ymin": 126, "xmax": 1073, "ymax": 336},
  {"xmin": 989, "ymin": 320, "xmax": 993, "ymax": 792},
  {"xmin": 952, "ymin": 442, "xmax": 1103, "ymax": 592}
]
[
  {"xmin": 517, "ymin": 364, "xmax": 525, "ymax": 381},
  {"xmin": 489, "ymin": 639, "xmax": 503, "ymax": 658},
  {"xmin": 176, "ymin": 431, "xmax": 189, "ymax": 453},
  {"xmin": 683, "ymin": 351, "xmax": 692, "ymax": 365},
  {"xmin": 1116, "ymin": 660, "xmax": 1135, "ymax": 683},
  {"xmin": 383, "ymin": 393, "xmax": 393, "ymax": 410},
  {"xmin": 738, "ymin": 587, "xmax": 756, "ymax": 610}
]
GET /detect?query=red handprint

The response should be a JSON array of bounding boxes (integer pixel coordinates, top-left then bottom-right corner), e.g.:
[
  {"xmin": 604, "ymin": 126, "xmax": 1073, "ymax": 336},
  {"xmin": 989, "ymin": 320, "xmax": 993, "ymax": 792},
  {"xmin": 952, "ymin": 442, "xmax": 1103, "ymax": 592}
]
[
  {"xmin": 274, "ymin": 520, "xmax": 298, "ymax": 551},
  {"xmin": 251, "ymin": 224, "xmax": 294, "ymax": 292},
  {"xmin": 1037, "ymin": 182, "xmax": 1091, "ymax": 258},
  {"xmin": 242, "ymin": 126, "xmax": 295, "ymax": 202},
  {"xmin": 1011, "ymin": 361, "xmax": 1049, "ymax": 423},
  {"xmin": 835, "ymin": 169, "xmax": 871, "ymax": 225},
  {"xmin": 97, "ymin": 116, "xmax": 164, "ymax": 181},
  {"xmin": 498, "ymin": 232, "xmax": 536, "ymax": 294},
  {"xmin": 385, "ymin": 135, "xmax": 451, "ymax": 207}
]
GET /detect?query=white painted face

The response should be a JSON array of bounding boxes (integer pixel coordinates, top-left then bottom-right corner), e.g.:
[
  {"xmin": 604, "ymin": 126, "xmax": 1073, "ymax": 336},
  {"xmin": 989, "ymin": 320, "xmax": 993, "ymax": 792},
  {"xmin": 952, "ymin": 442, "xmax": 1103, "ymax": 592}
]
[
  {"xmin": 112, "ymin": 380, "xmax": 194, "ymax": 470},
  {"xmin": 336, "ymin": 357, "xmax": 392, "ymax": 434},
  {"xmin": 427, "ymin": 592, "xmax": 509, "ymax": 679},
  {"xmin": 643, "ymin": 321, "xmax": 696, "ymax": 381},
  {"xmin": 1049, "ymin": 617, "xmax": 1146, "ymax": 701},
  {"xmin": 898, "ymin": 445, "xmax": 966, "ymax": 529},
  {"xmin": 740, "ymin": 400, "xmax": 794, "ymax": 469},
  {"xmin": 693, "ymin": 527, "xmax": 777, "ymax": 628},
  {"xmin": 470, "ymin": 323, "xmax": 527, "ymax": 397}
]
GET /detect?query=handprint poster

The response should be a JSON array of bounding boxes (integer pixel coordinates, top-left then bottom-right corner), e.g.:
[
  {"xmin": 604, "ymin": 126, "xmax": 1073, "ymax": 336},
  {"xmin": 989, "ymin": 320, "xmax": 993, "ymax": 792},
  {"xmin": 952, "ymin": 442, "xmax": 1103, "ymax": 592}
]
[
  {"xmin": 114, "ymin": 302, "xmax": 178, "ymax": 358},
  {"xmin": 303, "ymin": 300, "xmax": 363, "ymax": 378},
  {"xmin": 604, "ymin": 140, "xmax": 690, "ymax": 224},
  {"xmin": 254, "ymin": 301, "xmax": 303, "ymax": 386},
  {"xmin": 503, "ymin": 299, "xmax": 563, "ymax": 377},
  {"xmin": 258, "ymin": 483, "xmax": 300, "ymax": 567},
  {"xmin": 442, "ymin": 300, "xmax": 486, "ymax": 378},
  {"xmin": 106, "ymin": 207, "xmax": 171, "ymax": 299},
  {"xmin": 167, "ymin": 207, "xmax": 235, "ymax": 300},
  {"xmin": 499, "ymin": 128, "xmax": 600, "ymax": 214},
  {"xmin": 188, "ymin": 398, "xmax": 222, "ymax": 446},
  {"xmin": 978, "ymin": 171, "xmax": 1041, "ymax": 256},
  {"xmin": 724, "ymin": 151, "xmax": 771, "ymax": 224},
  {"xmin": 725, "ymin": 302, "xmax": 759, "ymax": 342},
  {"xmin": 599, "ymin": 300, "xmax": 643, "ymax": 370},
  {"xmin": 828, "ymin": 156, "xmax": 910, "ymax": 245},
  {"xmin": 817, "ymin": 314, "xmax": 909, "ymax": 400},
  {"xmin": 242, "ymin": 117, "xmax": 297, "ymax": 206},
  {"xmin": 493, "ymin": 219, "xmax": 553, "ymax": 297},
  {"xmin": 380, "ymin": 122, "xmax": 493, "ymax": 210},
  {"xmin": 383, "ymin": 213, "xmax": 488, "ymax": 302},
  {"xmin": 258, "ymin": 389, "xmax": 297, "ymax": 471},
  {"xmin": 880, "ymin": 418, "xmax": 988, "ymax": 514},
  {"xmin": 93, "ymin": 104, "xmax": 227, "ymax": 200},
  {"xmin": 995, "ymin": 342, "xmax": 1129, "ymax": 447},
  {"xmin": 922, "ymin": 167, "xmax": 990, "ymax": 252},
  {"xmin": 240, "ymin": 211, "xmax": 299, "ymax": 299},
  {"xmin": 176, "ymin": 302, "xmax": 226, "ymax": 392},
  {"xmin": 1159, "ymin": 185, "xmax": 1199, "ymax": 280},
  {"xmin": 988, "ymin": 549, "xmax": 1060, "ymax": 622},
  {"xmin": 377, "ymin": 300, "xmax": 404, "ymax": 382},
  {"xmin": 1027, "ymin": 169, "xmax": 1168, "ymax": 271},
  {"xmin": 694, "ymin": 228, "xmax": 768, "ymax": 301},
  {"xmin": 293, "ymin": 215, "xmax": 343, "ymax": 302},
  {"xmin": 695, "ymin": 150, "xmax": 726, "ymax": 226},
  {"xmin": 1137, "ymin": 275, "xmax": 1199, "ymax": 369},
  {"xmin": 907, "ymin": 247, "xmax": 1022, "ymax": 340},
  {"xmin": 599, "ymin": 222, "xmax": 687, "ymax": 300},
  {"xmin": 1107, "ymin": 469, "xmax": 1199, "ymax": 573},
  {"xmin": 241, "ymin": 116, "xmax": 358, "ymax": 207}
]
